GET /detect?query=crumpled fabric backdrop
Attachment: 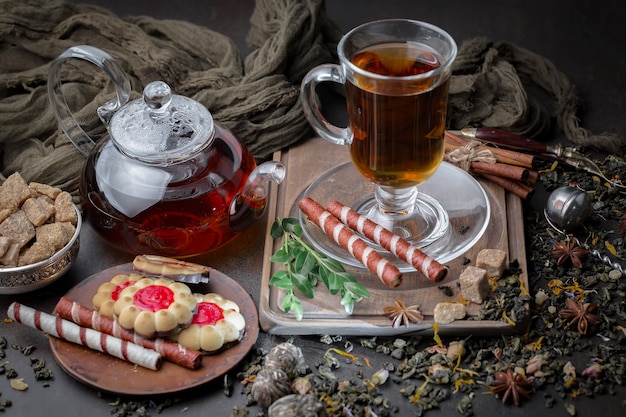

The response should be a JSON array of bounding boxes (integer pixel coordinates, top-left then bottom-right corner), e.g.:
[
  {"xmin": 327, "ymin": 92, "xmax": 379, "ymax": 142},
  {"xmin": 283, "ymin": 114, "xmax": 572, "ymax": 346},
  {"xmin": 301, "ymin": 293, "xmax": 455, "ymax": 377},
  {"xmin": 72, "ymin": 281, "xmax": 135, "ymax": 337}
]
[
  {"xmin": 0, "ymin": 0, "xmax": 341, "ymax": 192},
  {"xmin": 0, "ymin": 0, "xmax": 621, "ymax": 193}
]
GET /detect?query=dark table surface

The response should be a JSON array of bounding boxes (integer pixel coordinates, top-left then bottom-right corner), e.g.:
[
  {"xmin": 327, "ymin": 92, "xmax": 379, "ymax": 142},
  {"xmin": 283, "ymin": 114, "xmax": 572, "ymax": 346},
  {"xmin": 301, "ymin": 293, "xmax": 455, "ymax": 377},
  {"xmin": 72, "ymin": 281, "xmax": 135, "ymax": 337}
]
[{"xmin": 1, "ymin": 1, "xmax": 625, "ymax": 416}]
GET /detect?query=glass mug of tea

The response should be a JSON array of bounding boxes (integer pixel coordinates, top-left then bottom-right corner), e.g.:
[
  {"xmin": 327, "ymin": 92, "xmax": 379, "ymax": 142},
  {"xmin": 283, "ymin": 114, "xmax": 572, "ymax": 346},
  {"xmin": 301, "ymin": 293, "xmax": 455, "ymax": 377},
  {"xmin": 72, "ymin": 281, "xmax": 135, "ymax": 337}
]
[{"xmin": 301, "ymin": 19, "xmax": 457, "ymax": 247}]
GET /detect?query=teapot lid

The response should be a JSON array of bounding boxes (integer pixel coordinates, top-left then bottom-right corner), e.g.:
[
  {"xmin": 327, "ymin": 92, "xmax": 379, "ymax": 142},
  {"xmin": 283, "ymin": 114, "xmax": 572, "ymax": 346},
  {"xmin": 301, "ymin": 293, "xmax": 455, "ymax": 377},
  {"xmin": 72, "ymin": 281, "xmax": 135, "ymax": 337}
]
[{"xmin": 109, "ymin": 81, "xmax": 214, "ymax": 165}]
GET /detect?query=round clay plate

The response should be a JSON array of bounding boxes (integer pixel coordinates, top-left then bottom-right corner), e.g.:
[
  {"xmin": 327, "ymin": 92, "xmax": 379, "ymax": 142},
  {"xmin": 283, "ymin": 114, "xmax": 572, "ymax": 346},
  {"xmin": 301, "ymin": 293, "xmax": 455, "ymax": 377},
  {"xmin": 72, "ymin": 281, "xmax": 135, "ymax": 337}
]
[{"xmin": 48, "ymin": 263, "xmax": 259, "ymax": 395}]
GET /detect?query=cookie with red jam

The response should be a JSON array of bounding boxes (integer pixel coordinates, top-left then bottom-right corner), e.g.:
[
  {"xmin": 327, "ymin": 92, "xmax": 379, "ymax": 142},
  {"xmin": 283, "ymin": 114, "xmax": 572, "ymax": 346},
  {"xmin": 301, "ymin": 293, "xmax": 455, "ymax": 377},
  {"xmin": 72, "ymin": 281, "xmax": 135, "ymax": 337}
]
[
  {"xmin": 112, "ymin": 277, "xmax": 197, "ymax": 337},
  {"xmin": 172, "ymin": 293, "xmax": 245, "ymax": 353}
]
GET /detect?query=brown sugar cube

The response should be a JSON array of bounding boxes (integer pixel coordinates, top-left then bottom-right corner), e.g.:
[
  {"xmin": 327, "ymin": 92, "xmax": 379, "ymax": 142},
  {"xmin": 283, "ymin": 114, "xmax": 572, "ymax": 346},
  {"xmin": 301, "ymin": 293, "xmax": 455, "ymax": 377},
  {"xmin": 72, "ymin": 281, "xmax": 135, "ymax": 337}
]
[
  {"xmin": 0, "ymin": 172, "xmax": 32, "ymax": 211},
  {"xmin": 29, "ymin": 182, "xmax": 62, "ymax": 200},
  {"xmin": 58, "ymin": 222, "xmax": 76, "ymax": 240},
  {"xmin": 459, "ymin": 266, "xmax": 490, "ymax": 304},
  {"xmin": 0, "ymin": 210, "xmax": 35, "ymax": 248},
  {"xmin": 54, "ymin": 192, "xmax": 77, "ymax": 225},
  {"xmin": 0, "ymin": 243, "xmax": 20, "ymax": 267},
  {"xmin": 0, "ymin": 209, "xmax": 11, "ymax": 224},
  {"xmin": 22, "ymin": 197, "xmax": 52, "ymax": 227},
  {"xmin": 476, "ymin": 249, "xmax": 507, "ymax": 278},
  {"xmin": 0, "ymin": 236, "xmax": 11, "ymax": 257},
  {"xmin": 433, "ymin": 302, "xmax": 466, "ymax": 324},
  {"xmin": 18, "ymin": 240, "xmax": 56, "ymax": 266},
  {"xmin": 37, "ymin": 196, "xmax": 56, "ymax": 216},
  {"xmin": 36, "ymin": 223, "xmax": 71, "ymax": 250}
]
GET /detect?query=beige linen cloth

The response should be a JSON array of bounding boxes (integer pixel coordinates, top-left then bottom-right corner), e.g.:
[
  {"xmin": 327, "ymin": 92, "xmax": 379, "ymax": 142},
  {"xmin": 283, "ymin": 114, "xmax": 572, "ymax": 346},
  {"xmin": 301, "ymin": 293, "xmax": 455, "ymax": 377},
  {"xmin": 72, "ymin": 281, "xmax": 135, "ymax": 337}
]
[{"xmin": 1, "ymin": 0, "xmax": 620, "ymax": 193}]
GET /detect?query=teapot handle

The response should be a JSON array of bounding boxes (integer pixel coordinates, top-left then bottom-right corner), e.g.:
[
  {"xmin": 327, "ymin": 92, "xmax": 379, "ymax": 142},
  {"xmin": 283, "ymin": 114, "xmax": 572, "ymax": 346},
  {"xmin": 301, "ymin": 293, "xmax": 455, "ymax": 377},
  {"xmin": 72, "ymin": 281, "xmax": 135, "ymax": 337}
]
[{"xmin": 48, "ymin": 45, "xmax": 132, "ymax": 157}]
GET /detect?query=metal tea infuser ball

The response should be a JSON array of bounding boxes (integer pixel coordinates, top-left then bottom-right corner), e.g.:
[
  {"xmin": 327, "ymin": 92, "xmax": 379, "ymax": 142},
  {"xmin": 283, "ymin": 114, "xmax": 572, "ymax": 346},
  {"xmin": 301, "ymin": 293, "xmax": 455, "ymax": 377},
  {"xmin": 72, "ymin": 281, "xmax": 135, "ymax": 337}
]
[
  {"xmin": 544, "ymin": 186, "xmax": 624, "ymax": 274},
  {"xmin": 544, "ymin": 186, "xmax": 592, "ymax": 232}
]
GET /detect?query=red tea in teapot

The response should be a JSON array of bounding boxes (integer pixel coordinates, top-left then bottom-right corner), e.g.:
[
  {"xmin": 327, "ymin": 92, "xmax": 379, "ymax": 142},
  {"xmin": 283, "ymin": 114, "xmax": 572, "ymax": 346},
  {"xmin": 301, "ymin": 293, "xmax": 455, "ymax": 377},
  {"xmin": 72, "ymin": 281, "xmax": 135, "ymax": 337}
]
[
  {"xmin": 81, "ymin": 125, "xmax": 261, "ymax": 257},
  {"xmin": 49, "ymin": 47, "xmax": 284, "ymax": 256}
]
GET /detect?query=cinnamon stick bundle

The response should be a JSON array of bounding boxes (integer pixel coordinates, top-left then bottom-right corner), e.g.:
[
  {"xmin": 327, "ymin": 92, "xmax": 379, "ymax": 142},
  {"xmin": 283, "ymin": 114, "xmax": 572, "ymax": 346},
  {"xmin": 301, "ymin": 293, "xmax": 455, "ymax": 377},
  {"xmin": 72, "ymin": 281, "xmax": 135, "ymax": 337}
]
[
  {"xmin": 445, "ymin": 131, "xmax": 535, "ymax": 169},
  {"xmin": 444, "ymin": 131, "xmax": 538, "ymax": 199},
  {"xmin": 443, "ymin": 155, "xmax": 531, "ymax": 182},
  {"xmin": 481, "ymin": 173, "xmax": 535, "ymax": 200}
]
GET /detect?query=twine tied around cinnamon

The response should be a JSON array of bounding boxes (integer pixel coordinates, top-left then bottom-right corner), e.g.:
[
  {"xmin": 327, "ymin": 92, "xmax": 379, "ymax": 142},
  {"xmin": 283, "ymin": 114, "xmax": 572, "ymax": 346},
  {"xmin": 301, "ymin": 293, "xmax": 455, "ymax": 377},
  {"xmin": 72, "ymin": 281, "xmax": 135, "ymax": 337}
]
[{"xmin": 446, "ymin": 140, "xmax": 498, "ymax": 171}]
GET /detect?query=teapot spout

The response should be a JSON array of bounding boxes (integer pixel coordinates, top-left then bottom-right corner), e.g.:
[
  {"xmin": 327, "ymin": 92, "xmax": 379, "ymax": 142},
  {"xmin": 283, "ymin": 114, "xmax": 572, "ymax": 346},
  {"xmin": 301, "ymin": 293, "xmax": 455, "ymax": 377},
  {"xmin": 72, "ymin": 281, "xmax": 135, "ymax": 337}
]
[{"xmin": 229, "ymin": 161, "xmax": 286, "ymax": 231}]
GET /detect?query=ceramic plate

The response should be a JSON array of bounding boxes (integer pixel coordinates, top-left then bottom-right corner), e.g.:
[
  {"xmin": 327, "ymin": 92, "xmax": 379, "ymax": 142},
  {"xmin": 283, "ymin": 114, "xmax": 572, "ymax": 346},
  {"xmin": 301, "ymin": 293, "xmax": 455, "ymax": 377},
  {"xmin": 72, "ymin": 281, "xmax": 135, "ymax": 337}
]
[{"xmin": 49, "ymin": 263, "xmax": 259, "ymax": 395}]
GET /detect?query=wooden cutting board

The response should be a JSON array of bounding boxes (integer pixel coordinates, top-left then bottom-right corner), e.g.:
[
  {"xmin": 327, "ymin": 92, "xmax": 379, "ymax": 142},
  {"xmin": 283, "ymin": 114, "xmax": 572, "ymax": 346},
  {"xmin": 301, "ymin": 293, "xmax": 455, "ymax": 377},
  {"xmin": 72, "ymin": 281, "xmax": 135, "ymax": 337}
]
[{"xmin": 260, "ymin": 137, "xmax": 528, "ymax": 336}]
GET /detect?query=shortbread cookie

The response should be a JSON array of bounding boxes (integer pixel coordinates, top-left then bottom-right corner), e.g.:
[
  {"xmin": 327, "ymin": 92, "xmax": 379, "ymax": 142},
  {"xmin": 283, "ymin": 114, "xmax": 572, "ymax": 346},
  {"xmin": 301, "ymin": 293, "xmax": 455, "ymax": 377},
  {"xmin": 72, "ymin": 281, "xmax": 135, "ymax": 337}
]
[
  {"xmin": 172, "ymin": 293, "xmax": 245, "ymax": 353},
  {"xmin": 112, "ymin": 277, "xmax": 197, "ymax": 337}
]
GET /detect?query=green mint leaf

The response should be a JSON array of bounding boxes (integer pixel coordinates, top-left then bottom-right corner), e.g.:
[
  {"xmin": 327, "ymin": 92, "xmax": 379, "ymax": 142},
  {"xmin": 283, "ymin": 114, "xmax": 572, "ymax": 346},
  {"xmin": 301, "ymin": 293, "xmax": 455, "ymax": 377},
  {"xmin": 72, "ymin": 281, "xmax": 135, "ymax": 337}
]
[
  {"xmin": 281, "ymin": 217, "xmax": 301, "ymax": 234},
  {"xmin": 269, "ymin": 270, "xmax": 293, "ymax": 289},
  {"xmin": 291, "ymin": 272, "xmax": 315, "ymax": 299},
  {"xmin": 290, "ymin": 297, "xmax": 304, "ymax": 321},
  {"xmin": 318, "ymin": 256, "xmax": 345, "ymax": 273},
  {"xmin": 269, "ymin": 216, "xmax": 370, "ymax": 322},
  {"xmin": 270, "ymin": 220, "xmax": 285, "ymax": 239},
  {"xmin": 280, "ymin": 290, "xmax": 295, "ymax": 312},
  {"xmin": 325, "ymin": 271, "xmax": 342, "ymax": 294},
  {"xmin": 340, "ymin": 290, "xmax": 356, "ymax": 315},
  {"xmin": 295, "ymin": 250, "xmax": 316, "ymax": 276},
  {"xmin": 270, "ymin": 247, "xmax": 292, "ymax": 264},
  {"xmin": 344, "ymin": 281, "xmax": 371, "ymax": 298}
]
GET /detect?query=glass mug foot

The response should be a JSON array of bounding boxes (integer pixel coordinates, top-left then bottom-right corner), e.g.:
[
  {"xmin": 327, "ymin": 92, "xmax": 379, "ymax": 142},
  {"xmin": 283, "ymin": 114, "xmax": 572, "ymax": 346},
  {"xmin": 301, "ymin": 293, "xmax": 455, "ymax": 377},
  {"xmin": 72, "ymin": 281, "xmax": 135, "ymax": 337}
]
[{"xmin": 354, "ymin": 186, "xmax": 450, "ymax": 248}]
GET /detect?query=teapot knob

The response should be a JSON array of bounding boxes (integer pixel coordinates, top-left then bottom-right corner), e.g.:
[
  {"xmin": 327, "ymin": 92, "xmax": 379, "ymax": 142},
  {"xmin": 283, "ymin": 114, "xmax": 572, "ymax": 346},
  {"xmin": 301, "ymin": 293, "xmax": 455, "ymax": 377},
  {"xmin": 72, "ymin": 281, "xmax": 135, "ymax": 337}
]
[{"xmin": 144, "ymin": 81, "xmax": 172, "ymax": 111}]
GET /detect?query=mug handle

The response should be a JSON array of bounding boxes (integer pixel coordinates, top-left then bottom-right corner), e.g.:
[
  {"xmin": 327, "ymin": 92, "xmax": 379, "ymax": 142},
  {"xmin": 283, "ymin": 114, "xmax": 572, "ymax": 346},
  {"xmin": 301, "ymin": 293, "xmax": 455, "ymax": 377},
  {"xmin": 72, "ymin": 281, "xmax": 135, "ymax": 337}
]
[
  {"xmin": 47, "ymin": 45, "xmax": 132, "ymax": 157},
  {"xmin": 300, "ymin": 64, "xmax": 352, "ymax": 146}
]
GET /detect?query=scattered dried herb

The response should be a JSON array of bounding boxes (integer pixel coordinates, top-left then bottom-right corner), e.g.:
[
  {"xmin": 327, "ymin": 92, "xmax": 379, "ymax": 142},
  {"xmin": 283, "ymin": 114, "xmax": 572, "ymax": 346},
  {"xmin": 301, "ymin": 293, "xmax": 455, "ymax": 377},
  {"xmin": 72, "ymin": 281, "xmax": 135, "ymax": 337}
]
[
  {"xmin": 558, "ymin": 298, "xmax": 601, "ymax": 335},
  {"xmin": 619, "ymin": 214, "xmax": 626, "ymax": 236},
  {"xmin": 269, "ymin": 217, "xmax": 370, "ymax": 320},
  {"xmin": 383, "ymin": 300, "xmax": 424, "ymax": 328}
]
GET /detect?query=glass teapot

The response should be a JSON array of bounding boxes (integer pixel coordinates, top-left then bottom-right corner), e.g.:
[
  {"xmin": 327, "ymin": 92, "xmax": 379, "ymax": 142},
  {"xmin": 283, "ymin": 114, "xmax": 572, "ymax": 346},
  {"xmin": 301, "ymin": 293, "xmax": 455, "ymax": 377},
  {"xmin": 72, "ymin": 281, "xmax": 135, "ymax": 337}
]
[{"xmin": 48, "ymin": 45, "xmax": 285, "ymax": 257}]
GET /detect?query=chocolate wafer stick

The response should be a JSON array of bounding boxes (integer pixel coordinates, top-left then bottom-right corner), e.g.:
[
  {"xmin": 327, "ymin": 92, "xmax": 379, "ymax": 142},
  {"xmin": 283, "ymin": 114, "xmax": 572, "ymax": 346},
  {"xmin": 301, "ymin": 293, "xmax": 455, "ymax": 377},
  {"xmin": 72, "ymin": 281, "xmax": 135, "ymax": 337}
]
[
  {"xmin": 298, "ymin": 197, "xmax": 402, "ymax": 288},
  {"xmin": 326, "ymin": 200, "xmax": 448, "ymax": 282},
  {"xmin": 7, "ymin": 302, "xmax": 163, "ymax": 370},
  {"xmin": 54, "ymin": 297, "xmax": 202, "ymax": 369}
]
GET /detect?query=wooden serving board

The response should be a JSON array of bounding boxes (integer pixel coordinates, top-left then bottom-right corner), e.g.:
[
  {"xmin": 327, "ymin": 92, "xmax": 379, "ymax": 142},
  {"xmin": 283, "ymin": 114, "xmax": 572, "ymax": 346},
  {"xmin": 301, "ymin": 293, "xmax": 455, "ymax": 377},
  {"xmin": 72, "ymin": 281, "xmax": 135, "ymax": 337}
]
[{"xmin": 260, "ymin": 137, "xmax": 528, "ymax": 336}]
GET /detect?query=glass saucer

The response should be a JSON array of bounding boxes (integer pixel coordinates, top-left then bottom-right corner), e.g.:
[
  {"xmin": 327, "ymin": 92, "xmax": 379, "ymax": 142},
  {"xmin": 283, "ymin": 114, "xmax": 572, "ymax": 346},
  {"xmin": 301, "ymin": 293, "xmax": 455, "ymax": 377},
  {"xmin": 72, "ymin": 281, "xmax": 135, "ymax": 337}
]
[{"xmin": 291, "ymin": 161, "xmax": 490, "ymax": 272}]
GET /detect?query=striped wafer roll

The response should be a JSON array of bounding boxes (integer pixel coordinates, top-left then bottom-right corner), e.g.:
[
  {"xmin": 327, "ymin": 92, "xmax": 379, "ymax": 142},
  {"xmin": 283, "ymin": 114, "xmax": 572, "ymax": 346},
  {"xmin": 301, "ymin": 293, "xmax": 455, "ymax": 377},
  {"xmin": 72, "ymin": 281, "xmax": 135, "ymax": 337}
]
[
  {"xmin": 54, "ymin": 297, "xmax": 202, "ymax": 369},
  {"xmin": 298, "ymin": 197, "xmax": 402, "ymax": 288},
  {"xmin": 327, "ymin": 200, "xmax": 448, "ymax": 283},
  {"xmin": 7, "ymin": 302, "xmax": 162, "ymax": 370}
]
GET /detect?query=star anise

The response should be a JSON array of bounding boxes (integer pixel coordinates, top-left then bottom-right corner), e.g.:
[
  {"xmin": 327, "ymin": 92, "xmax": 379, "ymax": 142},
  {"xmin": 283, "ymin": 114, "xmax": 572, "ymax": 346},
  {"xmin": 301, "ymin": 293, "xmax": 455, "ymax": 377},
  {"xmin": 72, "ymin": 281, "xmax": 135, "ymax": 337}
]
[
  {"xmin": 491, "ymin": 368, "xmax": 534, "ymax": 406},
  {"xmin": 558, "ymin": 297, "xmax": 601, "ymax": 335},
  {"xmin": 383, "ymin": 299, "xmax": 423, "ymax": 328},
  {"xmin": 549, "ymin": 236, "xmax": 588, "ymax": 269}
]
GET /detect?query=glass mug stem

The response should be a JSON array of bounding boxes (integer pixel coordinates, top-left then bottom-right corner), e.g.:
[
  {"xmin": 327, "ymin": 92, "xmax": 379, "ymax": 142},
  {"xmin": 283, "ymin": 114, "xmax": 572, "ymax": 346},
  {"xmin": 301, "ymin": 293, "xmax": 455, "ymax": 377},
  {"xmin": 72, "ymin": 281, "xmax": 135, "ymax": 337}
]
[{"xmin": 300, "ymin": 19, "xmax": 457, "ymax": 248}]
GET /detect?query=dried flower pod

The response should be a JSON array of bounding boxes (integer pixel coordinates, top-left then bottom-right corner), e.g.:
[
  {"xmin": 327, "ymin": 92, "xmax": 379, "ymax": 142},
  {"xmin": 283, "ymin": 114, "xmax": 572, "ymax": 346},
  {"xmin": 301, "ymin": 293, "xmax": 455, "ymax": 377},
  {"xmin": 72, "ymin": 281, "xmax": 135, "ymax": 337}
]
[
  {"xmin": 371, "ymin": 368, "xmax": 389, "ymax": 386},
  {"xmin": 268, "ymin": 394, "xmax": 328, "ymax": 417},
  {"xmin": 291, "ymin": 376, "xmax": 312, "ymax": 395},
  {"xmin": 10, "ymin": 378, "xmax": 28, "ymax": 391},
  {"xmin": 251, "ymin": 364, "xmax": 292, "ymax": 408},
  {"xmin": 525, "ymin": 354, "xmax": 546, "ymax": 376},
  {"xmin": 581, "ymin": 363, "xmax": 602, "ymax": 379},
  {"xmin": 266, "ymin": 342, "xmax": 306, "ymax": 379},
  {"xmin": 446, "ymin": 341, "xmax": 466, "ymax": 361}
]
